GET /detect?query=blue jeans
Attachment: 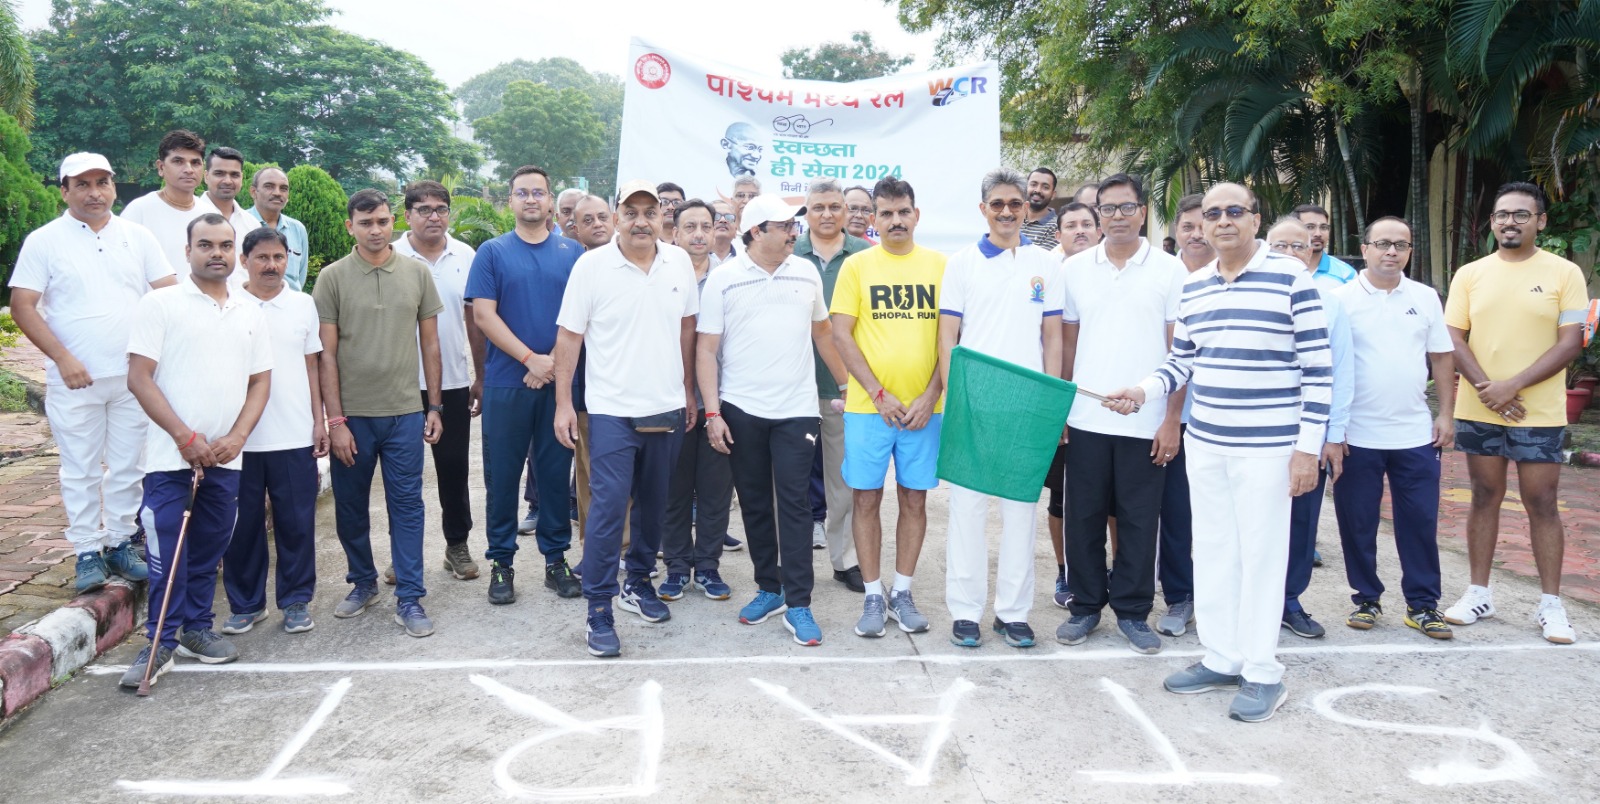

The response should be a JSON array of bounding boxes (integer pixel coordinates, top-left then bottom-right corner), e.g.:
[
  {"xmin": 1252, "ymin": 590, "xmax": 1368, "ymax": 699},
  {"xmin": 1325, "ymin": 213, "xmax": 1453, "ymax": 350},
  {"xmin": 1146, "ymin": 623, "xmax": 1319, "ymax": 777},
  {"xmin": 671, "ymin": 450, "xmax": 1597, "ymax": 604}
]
[
  {"xmin": 483, "ymin": 385, "xmax": 574, "ymax": 565},
  {"xmin": 330, "ymin": 413, "xmax": 426, "ymax": 602},
  {"xmin": 579, "ymin": 412, "xmax": 683, "ymax": 601},
  {"xmin": 142, "ymin": 467, "xmax": 241, "ymax": 648}
]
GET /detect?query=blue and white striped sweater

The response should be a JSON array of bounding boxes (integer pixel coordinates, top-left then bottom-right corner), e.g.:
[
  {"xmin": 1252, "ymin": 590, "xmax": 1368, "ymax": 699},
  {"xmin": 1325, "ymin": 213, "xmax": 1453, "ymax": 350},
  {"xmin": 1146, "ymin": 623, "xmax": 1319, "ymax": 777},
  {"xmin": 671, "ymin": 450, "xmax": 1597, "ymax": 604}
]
[{"xmin": 1138, "ymin": 245, "xmax": 1333, "ymax": 456}]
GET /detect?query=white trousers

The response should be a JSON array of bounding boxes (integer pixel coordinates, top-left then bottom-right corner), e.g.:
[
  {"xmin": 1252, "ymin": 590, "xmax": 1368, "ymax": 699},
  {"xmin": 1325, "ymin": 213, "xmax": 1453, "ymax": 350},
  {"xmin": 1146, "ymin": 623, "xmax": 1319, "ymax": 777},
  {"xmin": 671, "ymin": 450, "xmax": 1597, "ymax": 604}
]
[
  {"xmin": 818, "ymin": 397, "xmax": 859, "ymax": 572},
  {"xmin": 945, "ymin": 483, "xmax": 1037, "ymax": 623},
  {"xmin": 44, "ymin": 375, "xmax": 147, "ymax": 554},
  {"xmin": 1185, "ymin": 439, "xmax": 1291, "ymax": 684}
]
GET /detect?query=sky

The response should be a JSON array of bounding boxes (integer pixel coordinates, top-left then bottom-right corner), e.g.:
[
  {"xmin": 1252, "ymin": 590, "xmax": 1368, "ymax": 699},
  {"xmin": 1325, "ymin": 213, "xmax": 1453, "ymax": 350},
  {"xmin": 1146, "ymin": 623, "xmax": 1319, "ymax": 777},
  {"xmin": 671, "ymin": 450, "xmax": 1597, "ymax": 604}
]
[{"xmin": 15, "ymin": 0, "xmax": 945, "ymax": 89}]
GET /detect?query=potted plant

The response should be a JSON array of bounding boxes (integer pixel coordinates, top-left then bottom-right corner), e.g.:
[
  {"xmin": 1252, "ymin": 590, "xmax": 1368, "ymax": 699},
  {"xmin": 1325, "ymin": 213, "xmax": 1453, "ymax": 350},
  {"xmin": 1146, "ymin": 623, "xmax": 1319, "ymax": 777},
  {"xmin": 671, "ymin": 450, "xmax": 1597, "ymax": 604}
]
[{"xmin": 1568, "ymin": 333, "xmax": 1600, "ymax": 422}]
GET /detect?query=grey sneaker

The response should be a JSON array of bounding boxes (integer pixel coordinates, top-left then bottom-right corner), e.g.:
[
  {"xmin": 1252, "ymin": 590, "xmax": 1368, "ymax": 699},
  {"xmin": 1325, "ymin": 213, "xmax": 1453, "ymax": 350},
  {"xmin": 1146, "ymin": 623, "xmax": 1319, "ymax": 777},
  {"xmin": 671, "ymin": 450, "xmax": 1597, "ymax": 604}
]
[
  {"xmin": 1118, "ymin": 618, "xmax": 1163, "ymax": 654},
  {"xmin": 1164, "ymin": 662, "xmax": 1242, "ymax": 694},
  {"xmin": 334, "ymin": 584, "xmax": 381, "ymax": 619},
  {"xmin": 176, "ymin": 628, "xmax": 239, "ymax": 664},
  {"xmin": 518, "ymin": 513, "xmax": 538, "ymax": 535},
  {"xmin": 887, "ymin": 589, "xmax": 930, "ymax": 633},
  {"xmin": 395, "ymin": 600, "xmax": 435, "ymax": 638},
  {"xmin": 219, "ymin": 610, "xmax": 268, "ymax": 635},
  {"xmin": 382, "ymin": 564, "xmax": 396, "ymax": 586},
  {"xmin": 444, "ymin": 543, "xmax": 480, "ymax": 580},
  {"xmin": 855, "ymin": 594, "xmax": 887, "ymax": 637},
  {"xmin": 1156, "ymin": 600, "xmax": 1194, "ymax": 637},
  {"xmin": 119, "ymin": 644, "xmax": 175, "ymax": 690},
  {"xmin": 1055, "ymin": 612, "xmax": 1101, "ymax": 645},
  {"xmin": 282, "ymin": 603, "xmax": 314, "ymax": 634},
  {"xmin": 1228, "ymin": 681, "xmax": 1288, "ymax": 722}
]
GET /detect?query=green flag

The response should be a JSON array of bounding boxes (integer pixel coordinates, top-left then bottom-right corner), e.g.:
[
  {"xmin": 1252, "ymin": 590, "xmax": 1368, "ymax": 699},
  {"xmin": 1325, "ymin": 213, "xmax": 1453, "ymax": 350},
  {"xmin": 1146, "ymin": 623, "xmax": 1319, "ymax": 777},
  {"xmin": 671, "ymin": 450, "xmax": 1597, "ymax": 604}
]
[{"xmin": 936, "ymin": 345, "xmax": 1077, "ymax": 502}]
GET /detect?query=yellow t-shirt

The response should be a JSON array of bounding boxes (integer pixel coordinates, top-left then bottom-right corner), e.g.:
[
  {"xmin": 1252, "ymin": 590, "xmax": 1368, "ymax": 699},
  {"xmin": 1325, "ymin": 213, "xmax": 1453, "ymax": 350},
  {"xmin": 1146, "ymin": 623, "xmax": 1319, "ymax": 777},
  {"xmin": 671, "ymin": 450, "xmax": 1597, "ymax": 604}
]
[
  {"xmin": 830, "ymin": 245, "xmax": 946, "ymax": 414},
  {"xmin": 1445, "ymin": 249, "xmax": 1590, "ymax": 426}
]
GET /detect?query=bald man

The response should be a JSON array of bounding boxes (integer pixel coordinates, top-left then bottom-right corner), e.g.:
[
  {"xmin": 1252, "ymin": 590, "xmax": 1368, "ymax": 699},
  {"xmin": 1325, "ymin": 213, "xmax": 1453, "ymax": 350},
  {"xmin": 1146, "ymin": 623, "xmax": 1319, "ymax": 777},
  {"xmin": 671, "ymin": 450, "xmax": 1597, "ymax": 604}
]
[{"xmin": 722, "ymin": 123, "xmax": 764, "ymax": 177}]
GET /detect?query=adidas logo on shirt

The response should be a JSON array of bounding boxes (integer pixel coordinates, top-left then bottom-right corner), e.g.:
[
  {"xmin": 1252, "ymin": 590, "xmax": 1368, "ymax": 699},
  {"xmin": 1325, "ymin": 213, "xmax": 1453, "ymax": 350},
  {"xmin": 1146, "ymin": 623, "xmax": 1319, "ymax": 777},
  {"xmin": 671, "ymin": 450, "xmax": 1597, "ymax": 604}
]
[
  {"xmin": 1405, "ymin": 308, "xmax": 1418, "ymax": 315},
  {"xmin": 1531, "ymin": 285, "xmax": 1545, "ymax": 293}
]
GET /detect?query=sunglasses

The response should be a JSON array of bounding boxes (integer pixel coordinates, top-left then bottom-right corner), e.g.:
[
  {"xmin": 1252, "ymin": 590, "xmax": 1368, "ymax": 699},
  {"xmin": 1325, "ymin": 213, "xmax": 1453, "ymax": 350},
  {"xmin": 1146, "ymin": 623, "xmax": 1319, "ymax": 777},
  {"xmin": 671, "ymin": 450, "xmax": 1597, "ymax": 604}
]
[{"xmin": 1200, "ymin": 205, "xmax": 1256, "ymax": 221}]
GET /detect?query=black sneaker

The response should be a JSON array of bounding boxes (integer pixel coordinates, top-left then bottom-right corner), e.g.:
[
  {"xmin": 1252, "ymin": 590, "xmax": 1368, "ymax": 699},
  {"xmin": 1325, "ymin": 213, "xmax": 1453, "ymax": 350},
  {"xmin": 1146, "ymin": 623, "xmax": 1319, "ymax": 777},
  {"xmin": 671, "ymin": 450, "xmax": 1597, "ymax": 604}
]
[
  {"xmin": 487, "ymin": 561, "xmax": 516, "ymax": 605},
  {"xmin": 619, "ymin": 578, "xmax": 671, "ymax": 622},
  {"xmin": 119, "ymin": 644, "xmax": 175, "ymax": 690},
  {"xmin": 1281, "ymin": 609, "xmax": 1326, "ymax": 638},
  {"xmin": 1405, "ymin": 607, "xmax": 1454, "ymax": 640},
  {"xmin": 992, "ymin": 617, "xmax": 1036, "ymax": 648},
  {"xmin": 1347, "ymin": 600, "xmax": 1382, "ymax": 630},
  {"xmin": 950, "ymin": 619, "xmax": 981, "ymax": 647},
  {"xmin": 545, "ymin": 560, "xmax": 581, "ymax": 598},
  {"xmin": 832, "ymin": 565, "xmax": 865, "ymax": 593}
]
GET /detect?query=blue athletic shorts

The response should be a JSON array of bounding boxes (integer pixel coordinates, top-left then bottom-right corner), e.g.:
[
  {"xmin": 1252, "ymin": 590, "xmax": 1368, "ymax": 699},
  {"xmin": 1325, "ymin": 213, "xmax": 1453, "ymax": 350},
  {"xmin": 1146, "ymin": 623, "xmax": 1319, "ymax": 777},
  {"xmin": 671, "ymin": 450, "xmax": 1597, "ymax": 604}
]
[{"xmin": 842, "ymin": 413, "xmax": 942, "ymax": 491}]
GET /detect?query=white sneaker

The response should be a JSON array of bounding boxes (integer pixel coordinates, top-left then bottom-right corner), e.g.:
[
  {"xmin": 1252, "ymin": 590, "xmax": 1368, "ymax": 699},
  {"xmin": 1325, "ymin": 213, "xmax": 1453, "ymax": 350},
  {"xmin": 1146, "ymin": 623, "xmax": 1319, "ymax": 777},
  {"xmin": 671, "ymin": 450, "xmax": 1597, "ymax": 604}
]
[
  {"xmin": 1534, "ymin": 600, "xmax": 1577, "ymax": 644},
  {"xmin": 812, "ymin": 521, "xmax": 826, "ymax": 550},
  {"xmin": 1443, "ymin": 586, "xmax": 1495, "ymax": 625}
]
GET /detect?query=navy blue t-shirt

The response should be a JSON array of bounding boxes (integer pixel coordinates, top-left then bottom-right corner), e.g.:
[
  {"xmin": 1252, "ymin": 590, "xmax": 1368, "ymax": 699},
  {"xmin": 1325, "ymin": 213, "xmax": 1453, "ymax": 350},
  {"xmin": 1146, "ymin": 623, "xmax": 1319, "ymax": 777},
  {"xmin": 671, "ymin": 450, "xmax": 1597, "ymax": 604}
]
[{"xmin": 464, "ymin": 231, "xmax": 582, "ymax": 388}]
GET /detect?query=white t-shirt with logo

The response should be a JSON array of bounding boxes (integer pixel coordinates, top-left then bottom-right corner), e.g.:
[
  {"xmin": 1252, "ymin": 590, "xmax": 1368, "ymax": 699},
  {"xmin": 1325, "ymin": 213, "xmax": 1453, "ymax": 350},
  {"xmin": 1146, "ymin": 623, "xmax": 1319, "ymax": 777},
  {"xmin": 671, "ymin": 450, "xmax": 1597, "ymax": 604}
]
[
  {"xmin": 1335, "ymin": 273, "xmax": 1454, "ymax": 449},
  {"xmin": 698, "ymin": 255, "xmax": 829, "ymax": 420},
  {"xmin": 939, "ymin": 237, "xmax": 1064, "ymax": 371}
]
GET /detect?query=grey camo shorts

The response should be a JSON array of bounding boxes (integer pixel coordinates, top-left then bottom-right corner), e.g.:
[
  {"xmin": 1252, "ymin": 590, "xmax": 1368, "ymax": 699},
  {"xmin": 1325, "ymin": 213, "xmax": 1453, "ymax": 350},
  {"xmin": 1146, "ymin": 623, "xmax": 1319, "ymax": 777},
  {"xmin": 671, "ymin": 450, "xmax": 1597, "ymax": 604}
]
[{"xmin": 1454, "ymin": 420, "xmax": 1565, "ymax": 463}]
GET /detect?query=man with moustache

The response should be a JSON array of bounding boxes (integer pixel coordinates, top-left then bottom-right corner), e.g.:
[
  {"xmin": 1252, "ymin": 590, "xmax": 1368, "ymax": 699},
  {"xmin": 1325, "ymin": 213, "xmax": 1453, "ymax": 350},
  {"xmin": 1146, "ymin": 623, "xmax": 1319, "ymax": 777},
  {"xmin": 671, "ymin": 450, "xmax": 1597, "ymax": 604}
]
[
  {"xmin": 123, "ymin": 130, "xmax": 208, "ymax": 277},
  {"xmin": 1019, "ymin": 167, "xmax": 1060, "ymax": 250},
  {"xmin": 1292, "ymin": 204, "xmax": 1358, "ymax": 285},
  {"xmin": 221, "ymin": 228, "xmax": 326, "ymax": 636},
  {"xmin": 1443, "ymin": 182, "xmax": 1588, "ymax": 644},
  {"xmin": 554, "ymin": 180, "xmax": 698, "ymax": 657},
  {"xmin": 701, "ymin": 194, "xmax": 848, "ymax": 643},
  {"xmin": 1152, "ymin": 193, "xmax": 1211, "ymax": 639},
  {"xmin": 831, "ymin": 176, "xmax": 945, "ymax": 639},
  {"xmin": 1333, "ymin": 216, "xmax": 1456, "ymax": 640},
  {"xmin": 396, "ymin": 181, "xmax": 485, "ymax": 584},
  {"xmin": 939, "ymin": 168, "xmax": 1064, "ymax": 649},
  {"xmin": 555, "ymin": 188, "xmax": 585, "ymax": 237},
  {"xmin": 1058, "ymin": 173, "xmax": 1187, "ymax": 655},
  {"xmin": 315, "ymin": 190, "xmax": 446, "ymax": 638},
  {"xmin": 1105, "ymin": 182, "xmax": 1332, "ymax": 722},
  {"xmin": 660, "ymin": 199, "xmax": 736, "ymax": 603},
  {"xmin": 468, "ymin": 166, "xmax": 583, "ymax": 604},
  {"xmin": 246, "ymin": 167, "xmax": 311, "ymax": 291},
  {"xmin": 9, "ymin": 153, "xmax": 175, "ymax": 594},
  {"xmin": 844, "ymin": 185, "xmax": 876, "ymax": 241},
  {"xmin": 1042, "ymin": 199, "xmax": 1102, "ymax": 608},
  {"xmin": 120, "ymin": 213, "xmax": 273, "ymax": 685},
  {"xmin": 793, "ymin": 180, "xmax": 872, "ymax": 592}
]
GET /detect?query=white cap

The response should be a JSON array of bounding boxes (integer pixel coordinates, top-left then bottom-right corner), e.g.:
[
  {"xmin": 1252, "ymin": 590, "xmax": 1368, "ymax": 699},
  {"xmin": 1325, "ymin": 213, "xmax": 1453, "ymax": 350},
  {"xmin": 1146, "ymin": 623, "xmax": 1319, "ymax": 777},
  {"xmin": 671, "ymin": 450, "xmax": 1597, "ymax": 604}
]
[
  {"xmin": 616, "ymin": 179, "xmax": 659, "ymax": 204},
  {"xmin": 58, "ymin": 152, "xmax": 114, "ymax": 181},
  {"xmin": 741, "ymin": 194, "xmax": 806, "ymax": 233}
]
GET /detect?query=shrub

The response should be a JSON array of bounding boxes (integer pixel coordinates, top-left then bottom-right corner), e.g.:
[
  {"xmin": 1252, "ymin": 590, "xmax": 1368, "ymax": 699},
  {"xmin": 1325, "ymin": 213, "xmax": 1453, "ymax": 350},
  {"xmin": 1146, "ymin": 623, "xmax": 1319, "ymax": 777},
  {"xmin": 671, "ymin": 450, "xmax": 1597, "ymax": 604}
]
[
  {"xmin": 282, "ymin": 164, "xmax": 352, "ymax": 267},
  {"xmin": 0, "ymin": 111, "xmax": 62, "ymax": 296}
]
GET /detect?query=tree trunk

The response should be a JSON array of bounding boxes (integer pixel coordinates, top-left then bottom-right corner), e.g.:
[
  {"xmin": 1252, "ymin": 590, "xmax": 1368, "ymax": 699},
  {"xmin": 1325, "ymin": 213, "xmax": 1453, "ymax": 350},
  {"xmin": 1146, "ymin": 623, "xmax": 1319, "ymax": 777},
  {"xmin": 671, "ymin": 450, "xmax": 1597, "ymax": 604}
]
[
  {"xmin": 1453, "ymin": 152, "xmax": 1475, "ymax": 289},
  {"xmin": 1407, "ymin": 72, "xmax": 1430, "ymax": 285},
  {"xmin": 1335, "ymin": 119, "xmax": 1364, "ymax": 252}
]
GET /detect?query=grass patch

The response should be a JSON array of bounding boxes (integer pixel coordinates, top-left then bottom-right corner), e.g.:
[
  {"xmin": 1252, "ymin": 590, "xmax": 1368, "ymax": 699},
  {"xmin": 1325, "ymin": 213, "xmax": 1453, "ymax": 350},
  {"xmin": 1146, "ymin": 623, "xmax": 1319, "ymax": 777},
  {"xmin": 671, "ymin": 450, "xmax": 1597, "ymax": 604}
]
[{"xmin": 0, "ymin": 369, "xmax": 29, "ymax": 413}]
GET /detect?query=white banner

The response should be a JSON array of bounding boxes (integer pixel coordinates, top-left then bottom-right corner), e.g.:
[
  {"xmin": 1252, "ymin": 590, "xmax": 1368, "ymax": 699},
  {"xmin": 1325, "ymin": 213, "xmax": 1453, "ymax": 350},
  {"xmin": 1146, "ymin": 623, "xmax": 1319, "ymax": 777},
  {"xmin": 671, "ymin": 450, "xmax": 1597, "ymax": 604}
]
[{"xmin": 618, "ymin": 38, "xmax": 1000, "ymax": 255}]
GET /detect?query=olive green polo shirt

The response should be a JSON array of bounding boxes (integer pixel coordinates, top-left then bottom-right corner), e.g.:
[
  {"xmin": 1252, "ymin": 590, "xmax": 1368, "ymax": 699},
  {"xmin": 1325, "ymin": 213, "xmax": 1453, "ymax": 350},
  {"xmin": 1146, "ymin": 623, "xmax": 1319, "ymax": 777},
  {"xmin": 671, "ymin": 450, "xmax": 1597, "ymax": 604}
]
[
  {"xmin": 313, "ymin": 247, "xmax": 444, "ymax": 417},
  {"xmin": 794, "ymin": 231, "xmax": 874, "ymax": 399}
]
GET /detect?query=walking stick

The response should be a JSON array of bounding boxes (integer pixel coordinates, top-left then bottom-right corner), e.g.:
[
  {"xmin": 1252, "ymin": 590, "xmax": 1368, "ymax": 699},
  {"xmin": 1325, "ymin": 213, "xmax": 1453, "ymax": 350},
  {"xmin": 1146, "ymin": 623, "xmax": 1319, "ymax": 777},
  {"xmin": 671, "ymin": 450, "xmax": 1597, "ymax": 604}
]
[{"xmin": 137, "ymin": 468, "xmax": 202, "ymax": 697}]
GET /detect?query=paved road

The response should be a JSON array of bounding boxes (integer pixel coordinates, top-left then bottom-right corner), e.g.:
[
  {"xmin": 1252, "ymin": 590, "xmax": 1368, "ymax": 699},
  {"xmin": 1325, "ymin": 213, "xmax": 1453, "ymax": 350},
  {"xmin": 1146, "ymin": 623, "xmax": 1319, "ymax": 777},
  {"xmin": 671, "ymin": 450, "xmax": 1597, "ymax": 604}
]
[{"xmin": 1, "ymin": 436, "xmax": 1595, "ymax": 802}]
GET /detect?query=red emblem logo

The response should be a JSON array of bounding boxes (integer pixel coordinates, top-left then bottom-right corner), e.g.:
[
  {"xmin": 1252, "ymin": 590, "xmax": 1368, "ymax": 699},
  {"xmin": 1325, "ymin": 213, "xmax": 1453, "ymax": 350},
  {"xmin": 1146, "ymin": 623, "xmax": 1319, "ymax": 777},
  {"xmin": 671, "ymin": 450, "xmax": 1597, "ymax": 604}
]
[{"xmin": 634, "ymin": 54, "xmax": 671, "ymax": 89}]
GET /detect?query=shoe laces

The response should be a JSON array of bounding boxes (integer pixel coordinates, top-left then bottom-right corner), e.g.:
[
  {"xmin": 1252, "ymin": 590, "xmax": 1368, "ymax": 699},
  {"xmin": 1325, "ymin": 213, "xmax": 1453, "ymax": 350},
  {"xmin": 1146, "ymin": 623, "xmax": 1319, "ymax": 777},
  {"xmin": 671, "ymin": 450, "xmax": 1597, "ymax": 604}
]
[
  {"xmin": 285, "ymin": 603, "xmax": 308, "ymax": 617},
  {"xmin": 1124, "ymin": 619, "xmax": 1152, "ymax": 634},
  {"xmin": 891, "ymin": 590, "xmax": 921, "ymax": 614},
  {"xmin": 862, "ymin": 595, "xmax": 886, "ymax": 616},
  {"xmin": 187, "ymin": 629, "xmax": 222, "ymax": 649},
  {"xmin": 346, "ymin": 584, "xmax": 375, "ymax": 601},
  {"xmin": 700, "ymin": 569, "xmax": 724, "ymax": 585},
  {"xmin": 398, "ymin": 601, "xmax": 426, "ymax": 620},
  {"xmin": 629, "ymin": 578, "xmax": 657, "ymax": 597},
  {"xmin": 788, "ymin": 607, "xmax": 817, "ymax": 628},
  {"xmin": 493, "ymin": 563, "xmax": 513, "ymax": 583},
  {"xmin": 588, "ymin": 605, "xmax": 615, "ymax": 628},
  {"xmin": 753, "ymin": 589, "xmax": 783, "ymax": 607}
]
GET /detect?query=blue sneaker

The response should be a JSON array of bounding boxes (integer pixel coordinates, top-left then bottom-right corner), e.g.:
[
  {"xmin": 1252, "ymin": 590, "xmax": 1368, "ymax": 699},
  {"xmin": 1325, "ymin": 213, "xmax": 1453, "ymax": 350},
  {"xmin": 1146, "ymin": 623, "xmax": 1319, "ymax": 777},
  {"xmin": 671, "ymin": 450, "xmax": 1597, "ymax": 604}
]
[
  {"xmin": 586, "ymin": 602, "xmax": 621, "ymax": 658},
  {"xmin": 395, "ymin": 600, "xmax": 434, "ymax": 638},
  {"xmin": 334, "ymin": 584, "xmax": 380, "ymax": 618},
  {"xmin": 950, "ymin": 619, "xmax": 981, "ymax": 647},
  {"xmin": 74, "ymin": 552, "xmax": 108, "ymax": 593},
  {"xmin": 783, "ymin": 607, "xmax": 822, "ymax": 646},
  {"xmin": 657, "ymin": 573, "xmax": 689, "ymax": 601},
  {"xmin": 104, "ymin": 541, "xmax": 148, "ymax": 582},
  {"xmin": 739, "ymin": 590, "xmax": 788, "ymax": 624},
  {"xmin": 722, "ymin": 535, "xmax": 744, "ymax": 552},
  {"xmin": 219, "ymin": 610, "xmax": 268, "ymax": 635},
  {"xmin": 619, "ymin": 579, "xmax": 671, "ymax": 623},
  {"xmin": 693, "ymin": 569, "xmax": 731, "ymax": 600},
  {"xmin": 993, "ymin": 618, "xmax": 1036, "ymax": 648},
  {"xmin": 1053, "ymin": 574, "xmax": 1071, "ymax": 609},
  {"xmin": 282, "ymin": 603, "xmax": 314, "ymax": 634}
]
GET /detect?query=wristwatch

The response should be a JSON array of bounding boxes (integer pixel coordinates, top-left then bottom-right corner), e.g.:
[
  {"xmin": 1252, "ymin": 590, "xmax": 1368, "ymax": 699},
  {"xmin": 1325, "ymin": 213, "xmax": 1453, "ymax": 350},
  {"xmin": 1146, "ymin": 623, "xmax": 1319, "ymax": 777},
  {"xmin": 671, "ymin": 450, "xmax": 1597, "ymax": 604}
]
[{"xmin": 427, "ymin": 404, "xmax": 444, "ymax": 413}]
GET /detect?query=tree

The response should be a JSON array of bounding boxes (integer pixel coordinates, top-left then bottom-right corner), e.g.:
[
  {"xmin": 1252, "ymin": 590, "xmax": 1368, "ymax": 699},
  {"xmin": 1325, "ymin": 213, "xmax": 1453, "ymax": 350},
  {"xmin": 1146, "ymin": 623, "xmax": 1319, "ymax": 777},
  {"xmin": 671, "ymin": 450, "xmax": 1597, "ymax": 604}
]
[
  {"xmin": 781, "ymin": 31, "xmax": 914, "ymax": 82},
  {"xmin": 456, "ymin": 58, "xmax": 622, "ymax": 197},
  {"xmin": 280, "ymin": 163, "xmax": 351, "ymax": 283},
  {"xmin": 0, "ymin": 0, "xmax": 33, "ymax": 128},
  {"xmin": 473, "ymin": 80, "xmax": 604, "ymax": 184},
  {"xmin": 0, "ymin": 109, "xmax": 57, "ymax": 292},
  {"xmin": 29, "ymin": 0, "xmax": 470, "ymax": 188}
]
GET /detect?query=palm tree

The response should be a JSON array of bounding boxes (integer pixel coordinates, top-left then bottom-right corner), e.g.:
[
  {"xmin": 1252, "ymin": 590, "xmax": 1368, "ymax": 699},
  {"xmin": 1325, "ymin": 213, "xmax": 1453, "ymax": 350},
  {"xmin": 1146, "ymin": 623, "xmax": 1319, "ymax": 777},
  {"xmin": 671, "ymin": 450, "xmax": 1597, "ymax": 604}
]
[{"xmin": 0, "ymin": 0, "xmax": 33, "ymax": 128}]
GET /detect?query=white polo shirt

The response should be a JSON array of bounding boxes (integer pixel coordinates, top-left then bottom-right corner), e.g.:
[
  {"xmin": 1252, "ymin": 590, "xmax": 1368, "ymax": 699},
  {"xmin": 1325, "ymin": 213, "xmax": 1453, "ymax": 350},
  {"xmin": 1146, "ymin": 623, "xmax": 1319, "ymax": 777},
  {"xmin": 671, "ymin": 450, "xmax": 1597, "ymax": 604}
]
[
  {"xmin": 123, "ymin": 191, "xmax": 203, "ymax": 279},
  {"xmin": 556, "ymin": 240, "xmax": 699, "ymax": 418},
  {"xmin": 127, "ymin": 279, "xmax": 274, "ymax": 472},
  {"xmin": 1063, "ymin": 238, "xmax": 1187, "ymax": 439},
  {"xmin": 698, "ymin": 254, "xmax": 829, "ymax": 420},
  {"xmin": 8, "ymin": 212, "xmax": 173, "ymax": 385},
  {"xmin": 1335, "ymin": 272, "xmax": 1454, "ymax": 449},
  {"xmin": 240, "ymin": 287, "xmax": 321, "ymax": 453},
  {"xmin": 939, "ymin": 236, "xmax": 1065, "ymax": 371},
  {"xmin": 396, "ymin": 234, "xmax": 476, "ymax": 391}
]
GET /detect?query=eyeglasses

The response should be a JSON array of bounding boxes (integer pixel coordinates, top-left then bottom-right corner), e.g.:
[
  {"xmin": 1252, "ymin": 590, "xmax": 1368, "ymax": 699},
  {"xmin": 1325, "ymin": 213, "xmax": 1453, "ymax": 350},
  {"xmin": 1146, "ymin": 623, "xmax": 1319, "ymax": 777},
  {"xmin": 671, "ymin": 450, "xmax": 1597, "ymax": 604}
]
[
  {"xmin": 1364, "ymin": 239, "xmax": 1413, "ymax": 252},
  {"xmin": 1200, "ymin": 205, "xmax": 1255, "ymax": 221},
  {"xmin": 1490, "ymin": 210, "xmax": 1536, "ymax": 225},
  {"xmin": 1270, "ymin": 241, "xmax": 1308, "ymax": 254},
  {"xmin": 987, "ymin": 199, "xmax": 1026, "ymax": 212},
  {"xmin": 410, "ymin": 205, "xmax": 450, "ymax": 219},
  {"xmin": 512, "ymin": 189, "xmax": 549, "ymax": 201},
  {"xmin": 846, "ymin": 205, "xmax": 873, "ymax": 216},
  {"xmin": 1096, "ymin": 202, "xmax": 1142, "ymax": 218},
  {"xmin": 733, "ymin": 192, "xmax": 758, "ymax": 202},
  {"xmin": 660, "ymin": 198, "xmax": 683, "ymax": 208},
  {"xmin": 712, "ymin": 212, "xmax": 736, "ymax": 222},
  {"xmin": 760, "ymin": 221, "xmax": 801, "ymax": 234}
]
